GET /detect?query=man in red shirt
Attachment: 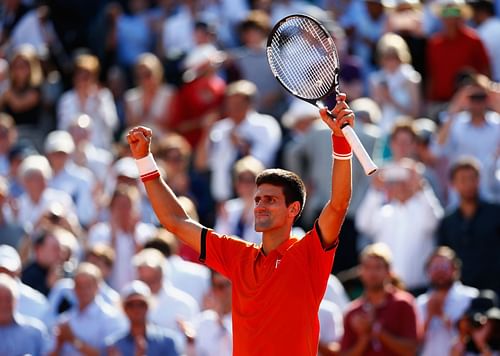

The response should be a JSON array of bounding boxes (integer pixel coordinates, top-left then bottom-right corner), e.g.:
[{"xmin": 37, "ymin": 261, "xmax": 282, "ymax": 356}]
[
  {"xmin": 341, "ymin": 243, "xmax": 420, "ymax": 356},
  {"xmin": 127, "ymin": 94, "xmax": 354, "ymax": 355}
]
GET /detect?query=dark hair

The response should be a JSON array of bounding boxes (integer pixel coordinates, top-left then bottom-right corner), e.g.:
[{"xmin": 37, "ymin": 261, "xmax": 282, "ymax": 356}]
[
  {"xmin": 255, "ymin": 168, "xmax": 306, "ymax": 223},
  {"xmin": 449, "ymin": 156, "xmax": 481, "ymax": 181},
  {"xmin": 389, "ymin": 118, "xmax": 417, "ymax": 142},
  {"xmin": 470, "ymin": 0, "xmax": 495, "ymax": 16}
]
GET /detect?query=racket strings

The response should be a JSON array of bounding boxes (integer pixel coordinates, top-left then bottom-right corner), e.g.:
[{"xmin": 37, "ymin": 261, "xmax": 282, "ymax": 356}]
[{"xmin": 268, "ymin": 17, "xmax": 339, "ymax": 100}]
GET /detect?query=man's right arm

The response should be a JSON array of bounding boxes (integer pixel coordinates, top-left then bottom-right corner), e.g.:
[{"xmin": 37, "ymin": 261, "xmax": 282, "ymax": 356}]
[{"xmin": 127, "ymin": 126, "xmax": 204, "ymax": 253}]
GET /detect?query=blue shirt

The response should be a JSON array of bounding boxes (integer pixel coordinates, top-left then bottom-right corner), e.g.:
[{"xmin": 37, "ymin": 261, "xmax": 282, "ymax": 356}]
[
  {"xmin": 106, "ymin": 324, "xmax": 179, "ymax": 356},
  {"xmin": 0, "ymin": 314, "xmax": 49, "ymax": 356}
]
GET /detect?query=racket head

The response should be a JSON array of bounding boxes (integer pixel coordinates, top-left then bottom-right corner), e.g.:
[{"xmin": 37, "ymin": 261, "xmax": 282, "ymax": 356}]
[{"xmin": 266, "ymin": 14, "xmax": 340, "ymax": 106}]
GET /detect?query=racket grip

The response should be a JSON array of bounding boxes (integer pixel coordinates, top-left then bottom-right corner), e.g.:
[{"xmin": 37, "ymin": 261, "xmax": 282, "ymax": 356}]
[{"xmin": 341, "ymin": 125, "xmax": 378, "ymax": 175}]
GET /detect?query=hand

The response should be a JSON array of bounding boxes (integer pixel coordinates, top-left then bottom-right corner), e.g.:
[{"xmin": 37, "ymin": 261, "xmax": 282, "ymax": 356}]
[
  {"xmin": 350, "ymin": 310, "xmax": 374, "ymax": 336},
  {"xmin": 127, "ymin": 126, "xmax": 152, "ymax": 159},
  {"xmin": 427, "ymin": 290, "xmax": 446, "ymax": 318},
  {"xmin": 55, "ymin": 322, "xmax": 75, "ymax": 343},
  {"xmin": 319, "ymin": 93, "xmax": 354, "ymax": 137}
]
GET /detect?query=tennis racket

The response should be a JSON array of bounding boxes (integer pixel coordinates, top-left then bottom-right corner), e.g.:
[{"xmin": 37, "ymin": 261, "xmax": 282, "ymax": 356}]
[{"xmin": 266, "ymin": 14, "xmax": 378, "ymax": 175}]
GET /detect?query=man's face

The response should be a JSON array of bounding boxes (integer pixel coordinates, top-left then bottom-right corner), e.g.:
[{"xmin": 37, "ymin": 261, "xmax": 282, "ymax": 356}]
[
  {"xmin": 123, "ymin": 297, "xmax": 148, "ymax": 324},
  {"xmin": 427, "ymin": 255, "xmax": 455, "ymax": 289},
  {"xmin": 253, "ymin": 184, "xmax": 292, "ymax": 232},
  {"xmin": 74, "ymin": 274, "xmax": 98, "ymax": 309},
  {"xmin": 359, "ymin": 256, "xmax": 389, "ymax": 291},
  {"xmin": 452, "ymin": 167, "xmax": 479, "ymax": 201},
  {"xmin": 22, "ymin": 171, "xmax": 46, "ymax": 200},
  {"xmin": 137, "ymin": 266, "xmax": 162, "ymax": 295},
  {"xmin": 0, "ymin": 285, "xmax": 15, "ymax": 325},
  {"xmin": 36, "ymin": 234, "xmax": 62, "ymax": 267}
]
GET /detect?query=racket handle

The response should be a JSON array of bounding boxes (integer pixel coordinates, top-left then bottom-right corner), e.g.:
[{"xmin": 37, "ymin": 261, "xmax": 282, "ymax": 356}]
[{"xmin": 341, "ymin": 125, "xmax": 378, "ymax": 175}]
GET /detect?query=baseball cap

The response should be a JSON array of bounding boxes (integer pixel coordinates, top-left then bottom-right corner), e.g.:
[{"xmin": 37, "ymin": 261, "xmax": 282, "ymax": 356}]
[
  {"xmin": 0, "ymin": 245, "xmax": 21, "ymax": 272},
  {"xmin": 44, "ymin": 130, "xmax": 75, "ymax": 154},
  {"xmin": 282, "ymin": 99, "xmax": 319, "ymax": 128},
  {"xmin": 113, "ymin": 157, "xmax": 139, "ymax": 179},
  {"xmin": 121, "ymin": 280, "xmax": 151, "ymax": 303}
]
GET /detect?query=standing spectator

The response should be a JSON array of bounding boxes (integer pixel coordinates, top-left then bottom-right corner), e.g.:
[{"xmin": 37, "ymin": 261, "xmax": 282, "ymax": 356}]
[
  {"xmin": 21, "ymin": 227, "xmax": 63, "ymax": 296},
  {"xmin": 0, "ymin": 113, "xmax": 18, "ymax": 177},
  {"xmin": 57, "ymin": 53, "xmax": 119, "ymax": 150},
  {"xmin": 417, "ymin": 246, "xmax": 479, "ymax": 356},
  {"xmin": 194, "ymin": 270, "xmax": 233, "ymax": 356},
  {"xmin": 49, "ymin": 262, "xmax": 126, "ymax": 355},
  {"xmin": 437, "ymin": 157, "xmax": 500, "ymax": 296},
  {"xmin": 426, "ymin": 0, "xmax": 490, "ymax": 109},
  {"xmin": 369, "ymin": 33, "xmax": 421, "ymax": 136},
  {"xmin": 44, "ymin": 130, "xmax": 97, "ymax": 228},
  {"xmin": 106, "ymin": 280, "xmax": 179, "ymax": 356},
  {"xmin": 0, "ymin": 273, "xmax": 49, "ymax": 356},
  {"xmin": 468, "ymin": 0, "xmax": 500, "ymax": 82},
  {"xmin": 124, "ymin": 52, "xmax": 174, "ymax": 133},
  {"xmin": 432, "ymin": 75, "xmax": 500, "ymax": 203},
  {"xmin": 195, "ymin": 80, "xmax": 282, "ymax": 203},
  {"xmin": 340, "ymin": 243, "xmax": 420, "ymax": 355},
  {"xmin": 0, "ymin": 175, "xmax": 26, "ymax": 249},
  {"xmin": 133, "ymin": 248, "xmax": 199, "ymax": 348},
  {"xmin": 356, "ymin": 159, "xmax": 443, "ymax": 293}
]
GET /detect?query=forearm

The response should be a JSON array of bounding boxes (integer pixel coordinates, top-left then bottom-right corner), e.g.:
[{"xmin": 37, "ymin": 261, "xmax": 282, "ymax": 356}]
[
  {"xmin": 318, "ymin": 341, "xmax": 341, "ymax": 356},
  {"xmin": 340, "ymin": 336, "xmax": 370, "ymax": 356},
  {"xmin": 377, "ymin": 329, "xmax": 418, "ymax": 356}
]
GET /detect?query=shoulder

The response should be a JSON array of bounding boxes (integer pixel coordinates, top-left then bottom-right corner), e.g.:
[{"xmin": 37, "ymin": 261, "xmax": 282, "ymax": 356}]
[
  {"xmin": 390, "ymin": 289, "xmax": 417, "ymax": 308},
  {"xmin": 14, "ymin": 314, "xmax": 47, "ymax": 335}
]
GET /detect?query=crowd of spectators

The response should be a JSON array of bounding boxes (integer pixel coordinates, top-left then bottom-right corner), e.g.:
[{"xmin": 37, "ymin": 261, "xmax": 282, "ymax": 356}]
[{"xmin": 0, "ymin": 0, "xmax": 500, "ymax": 355}]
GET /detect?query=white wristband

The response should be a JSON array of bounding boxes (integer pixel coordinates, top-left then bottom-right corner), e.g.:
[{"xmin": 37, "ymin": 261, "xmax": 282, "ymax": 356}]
[
  {"xmin": 135, "ymin": 153, "xmax": 159, "ymax": 176},
  {"xmin": 332, "ymin": 153, "xmax": 353, "ymax": 160}
]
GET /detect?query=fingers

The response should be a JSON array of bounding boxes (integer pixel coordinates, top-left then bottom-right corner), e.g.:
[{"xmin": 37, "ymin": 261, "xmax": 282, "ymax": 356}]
[{"xmin": 127, "ymin": 126, "xmax": 152, "ymax": 144}]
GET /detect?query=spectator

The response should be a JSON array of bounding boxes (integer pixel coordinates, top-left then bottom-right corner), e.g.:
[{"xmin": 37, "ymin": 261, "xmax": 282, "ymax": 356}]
[
  {"xmin": 195, "ymin": 80, "xmax": 282, "ymax": 203},
  {"xmin": 437, "ymin": 157, "xmax": 500, "ymax": 296},
  {"xmin": 88, "ymin": 184, "xmax": 157, "ymax": 291},
  {"xmin": 0, "ymin": 175, "xmax": 26, "ymax": 249},
  {"xmin": 432, "ymin": 74, "xmax": 500, "ymax": 203},
  {"xmin": 340, "ymin": 243, "xmax": 420, "ymax": 355},
  {"xmin": 0, "ymin": 113, "xmax": 18, "ymax": 177},
  {"xmin": 106, "ymin": 280, "xmax": 180, "ymax": 356},
  {"xmin": 468, "ymin": 0, "xmax": 500, "ymax": 82},
  {"xmin": 356, "ymin": 158, "xmax": 443, "ymax": 293},
  {"xmin": 426, "ymin": 0, "xmax": 490, "ymax": 110},
  {"xmin": 49, "ymin": 262, "xmax": 126, "ymax": 355},
  {"xmin": 0, "ymin": 244, "xmax": 49, "ymax": 322},
  {"xmin": 369, "ymin": 32, "xmax": 422, "ymax": 136},
  {"xmin": 194, "ymin": 270, "xmax": 233, "ymax": 356},
  {"xmin": 57, "ymin": 53, "xmax": 119, "ymax": 150},
  {"xmin": 44, "ymin": 130, "xmax": 97, "ymax": 228},
  {"xmin": 417, "ymin": 246, "xmax": 479, "ymax": 356},
  {"xmin": 0, "ymin": 0, "xmax": 31, "ymax": 49},
  {"xmin": 124, "ymin": 52, "xmax": 174, "ymax": 132},
  {"xmin": 133, "ymin": 248, "xmax": 199, "ymax": 344},
  {"xmin": 0, "ymin": 273, "xmax": 49, "ymax": 356},
  {"xmin": 317, "ymin": 297, "xmax": 344, "ymax": 356},
  {"xmin": 21, "ymin": 227, "xmax": 64, "ymax": 296},
  {"xmin": 214, "ymin": 155, "xmax": 265, "ymax": 244}
]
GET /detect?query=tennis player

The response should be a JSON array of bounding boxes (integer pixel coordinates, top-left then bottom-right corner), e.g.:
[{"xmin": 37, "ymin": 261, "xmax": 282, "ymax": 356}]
[{"xmin": 127, "ymin": 93, "xmax": 354, "ymax": 356}]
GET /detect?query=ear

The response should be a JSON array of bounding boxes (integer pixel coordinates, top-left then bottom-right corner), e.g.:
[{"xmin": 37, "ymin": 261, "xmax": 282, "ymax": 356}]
[{"xmin": 288, "ymin": 201, "xmax": 301, "ymax": 219}]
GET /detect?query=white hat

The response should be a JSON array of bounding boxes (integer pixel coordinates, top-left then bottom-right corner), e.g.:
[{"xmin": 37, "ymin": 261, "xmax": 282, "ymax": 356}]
[
  {"xmin": 282, "ymin": 99, "xmax": 319, "ymax": 128},
  {"xmin": 183, "ymin": 44, "xmax": 225, "ymax": 71},
  {"xmin": 19, "ymin": 154, "xmax": 52, "ymax": 180},
  {"xmin": 121, "ymin": 280, "xmax": 151, "ymax": 302},
  {"xmin": 114, "ymin": 157, "xmax": 139, "ymax": 179},
  {"xmin": 0, "ymin": 245, "xmax": 21, "ymax": 272},
  {"xmin": 44, "ymin": 130, "xmax": 75, "ymax": 154}
]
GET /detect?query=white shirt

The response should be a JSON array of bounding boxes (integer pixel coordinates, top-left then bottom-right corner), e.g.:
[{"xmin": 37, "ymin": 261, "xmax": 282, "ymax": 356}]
[
  {"xmin": 477, "ymin": 17, "xmax": 500, "ymax": 81},
  {"xmin": 56, "ymin": 297, "xmax": 126, "ymax": 356},
  {"xmin": 57, "ymin": 88, "xmax": 118, "ymax": 150},
  {"xmin": 417, "ymin": 282, "xmax": 479, "ymax": 356},
  {"xmin": 17, "ymin": 280, "xmax": 49, "ymax": 324},
  {"xmin": 214, "ymin": 198, "xmax": 262, "ymax": 245},
  {"xmin": 319, "ymin": 299, "xmax": 344, "ymax": 344},
  {"xmin": 49, "ymin": 162, "xmax": 96, "ymax": 227},
  {"xmin": 194, "ymin": 310, "xmax": 232, "ymax": 356},
  {"xmin": 208, "ymin": 111, "xmax": 282, "ymax": 201},
  {"xmin": 166, "ymin": 255, "xmax": 210, "ymax": 307},
  {"xmin": 356, "ymin": 187, "xmax": 444, "ymax": 289},
  {"xmin": 88, "ymin": 222, "xmax": 157, "ymax": 291},
  {"xmin": 323, "ymin": 274, "xmax": 351, "ymax": 312},
  {"xmin": 16, "ymin": 187, "xmax": 78, "ymax": 233},
  {"xmin": 124, "ymin": 84, "xmax": 174, "ymax": 129}
]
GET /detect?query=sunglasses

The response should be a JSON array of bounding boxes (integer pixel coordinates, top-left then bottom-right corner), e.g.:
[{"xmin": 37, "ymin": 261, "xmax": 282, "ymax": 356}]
[
  {"xmin": 469, "ymin": 92, "xmax": 488, "ymax": 101},
  {"xmin": 124, "ymin": 300, "xmax": 148, "ymax": 309}
]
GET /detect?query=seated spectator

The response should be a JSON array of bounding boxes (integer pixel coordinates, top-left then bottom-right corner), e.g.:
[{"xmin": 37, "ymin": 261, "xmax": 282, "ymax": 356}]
[
  {"xmin": 195, "ymin": 269, "xmax": 233, "ymax": 356},
  {"xmin": 417, "ymin": 246, "xmax": 479, "ymax": 356},
  {"xmin": 437, "ymin": 157, "xmax": 500, "ymax": 297},
  {"xmin": 214, "ymin": 155, "xmax": 264, "ymax": 244},
  {"xmin": 0, "ymin": 273, "xmax": 49, "ymax": 356},
  {"xmin": 57, "ymin": 53, "xmax": 119, "ymax": 150},
  {"xmin": 340, "ymin": 243, "xmax": 420, "ymax": 355},
  {"xmin": 106, "ymin": 280, "xmax": 180, "ymax": 356},
  {"xmin": 124, "ymin": 52, "xmax": 174, "ymax": 133},
  {"xmin": 88, "ymin": 184, "xmax": 157, "ymax": 291},
  {"xmin": 21, "ymin": 227, "xmax": 64, "ymax": 296},
  {"xmin": 133, "ymin": 248, "xmax": 199, "ymax": 345},
  {"xmin": 0, "ymin": 244, "xmax": 49, "ymax": 323},
  {"xmin": 49, "ymin": 262, "xmax": 126, "ymax": 355},
  {"xmin": 451, "ymin": 290, "xmax": 500, "ymax": 355},
  {"xmin": 356, "ymin": 158, "xmax": 443, "ymax": 293}
]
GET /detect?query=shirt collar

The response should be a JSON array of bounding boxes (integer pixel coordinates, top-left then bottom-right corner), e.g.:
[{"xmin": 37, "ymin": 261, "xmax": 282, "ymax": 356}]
[{"xmin": 256, "ymin": 237, "xmax": 298, "ymax": 260}]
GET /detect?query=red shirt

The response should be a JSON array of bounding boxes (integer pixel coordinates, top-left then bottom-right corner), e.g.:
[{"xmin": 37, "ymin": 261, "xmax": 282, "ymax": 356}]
[
  {"xmin": 427, "ymin": 26, "xmax": 490, "ymax": 102},
  {"xmin": 341, "ymin": 288, "xmax": 420, "ymax": 356},
  {"xmin": 200, "ymin": 222, "xmax": 337, "ymax": 356}
]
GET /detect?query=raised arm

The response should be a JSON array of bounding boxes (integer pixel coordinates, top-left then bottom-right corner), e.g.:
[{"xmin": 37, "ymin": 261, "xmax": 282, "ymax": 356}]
[
  {"xmin": 317, "ymin": 94, "xmax": 353, "ymax": 247},
  {"xmin": 127, "ymin": 126, "xmax": 204, "ymax": 253}
]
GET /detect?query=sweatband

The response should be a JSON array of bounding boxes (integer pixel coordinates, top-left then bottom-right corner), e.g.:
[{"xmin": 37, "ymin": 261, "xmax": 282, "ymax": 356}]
[
  {"xmin": 332, "ymin": 133, "xmax": 352, "ymax": 160},
  {"xmin": 136, "ymin": 153, "xmax": 160, "ymax": 182}
]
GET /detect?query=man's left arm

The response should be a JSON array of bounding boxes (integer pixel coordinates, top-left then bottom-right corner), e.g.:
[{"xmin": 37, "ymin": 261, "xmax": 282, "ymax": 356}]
[{"xmin": 317, "ymin": 94, "xmax": 353, "ymax": 248}]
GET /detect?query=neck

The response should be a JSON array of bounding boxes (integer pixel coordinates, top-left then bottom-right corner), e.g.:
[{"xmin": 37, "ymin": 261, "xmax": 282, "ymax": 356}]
[
  {"xmin": 130, "ymin": 323, "xmax": 146, "ymax": 337},
  {"xmin": 471, "ymin": 112, "xmax": 486, "ymax": 124},
  {"xmin": 364, "ymin": 285, "xmax": 388, "ymax": 306},
  {"xmin": 460, "ymin": 198, "xmax": 478, "ymax": 218},
  {"xmin": 261, "ymin": 225, "xmax": 292, "ymax": 255}
]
